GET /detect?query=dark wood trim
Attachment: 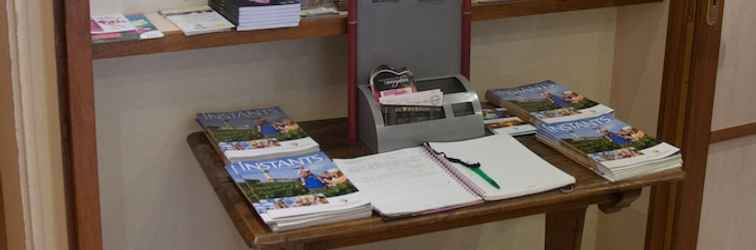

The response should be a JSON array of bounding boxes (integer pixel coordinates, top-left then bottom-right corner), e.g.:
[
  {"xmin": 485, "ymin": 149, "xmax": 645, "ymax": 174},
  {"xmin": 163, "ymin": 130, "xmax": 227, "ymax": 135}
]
[
  {"xmin": 710, "ymin": 122, "xmax": 756, "ymax": 143},
  {"xmin": 651, "ymin": 0, "xmax": 725, "ymax": 249},
  {"xmin": 60, "ymin": 0, "xmax": 104, "ymax": 250},
  {"xmin": 668, "ymin": 0, "xmax": 724, "ymax": 248},
  {"xmin": 1, "ymin": 0, "xmax": 12, "ymax": 247},
  {"xmin": 91, "ymin": 0, "xmax": 665, "ymax": 60},
  {"xmin": 545, "ymin": 206, "xmax": 587, "ymax": 250},
  {"xmin": 53, "ymin": 0, "xmax": 78, "ymax": 249},
  {"xmin": 647, "ymin": 0, "xmax": 697, "ymax": 249}
]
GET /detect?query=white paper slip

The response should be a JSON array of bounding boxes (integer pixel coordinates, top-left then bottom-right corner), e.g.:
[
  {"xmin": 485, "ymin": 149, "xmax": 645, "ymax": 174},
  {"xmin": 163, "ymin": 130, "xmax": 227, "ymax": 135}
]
[{"xmin": 378, "ymin": 89, "xmax": 444, "ymax": 106}]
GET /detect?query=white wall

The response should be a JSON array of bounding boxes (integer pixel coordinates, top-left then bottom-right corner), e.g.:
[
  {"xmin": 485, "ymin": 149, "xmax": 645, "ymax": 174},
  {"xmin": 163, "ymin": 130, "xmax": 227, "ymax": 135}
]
[
  {"xmin": 597, "ymin": 2, "xmax": 669, "ymax": 250},
  {"xmin": 93, "ymin": 3, "xmax": 620, "ymax": 250},
  {"xmin": 697, "ymin": 1, "xmax": 756, "ymax": 249}
]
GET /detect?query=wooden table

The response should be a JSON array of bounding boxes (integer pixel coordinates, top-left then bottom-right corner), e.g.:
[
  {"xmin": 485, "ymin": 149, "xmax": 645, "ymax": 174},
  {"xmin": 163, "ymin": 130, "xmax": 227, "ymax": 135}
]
[{"xmin": 187, "ymin": 118, "xmax": 684, "ymax": 250}]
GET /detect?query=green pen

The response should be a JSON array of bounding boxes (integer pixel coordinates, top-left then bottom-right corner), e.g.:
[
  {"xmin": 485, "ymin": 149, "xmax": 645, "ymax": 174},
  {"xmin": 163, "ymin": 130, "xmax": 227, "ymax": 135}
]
[
  {"xmin": 468, "ymin": 167, "xmax": 501, "ymax": 189},
  {"xmin": 424, "ymin": 143, "xmax": 501, "ymax": 190}
]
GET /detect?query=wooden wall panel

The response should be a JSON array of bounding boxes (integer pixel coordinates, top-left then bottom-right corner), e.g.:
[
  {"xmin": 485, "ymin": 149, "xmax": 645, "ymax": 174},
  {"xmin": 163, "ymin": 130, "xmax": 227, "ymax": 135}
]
[
  {"xmin": 0, "ymin": 0, "xmax": 25, "ymax": 248},
  {"xmin": 0, "ymin": 0, "xmax": 13, "ymax": 247}
]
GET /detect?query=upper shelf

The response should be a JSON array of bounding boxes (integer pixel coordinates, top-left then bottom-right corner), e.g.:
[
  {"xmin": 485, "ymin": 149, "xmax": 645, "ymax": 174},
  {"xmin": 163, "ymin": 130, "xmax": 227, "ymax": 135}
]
[{"xmin": 92, "ymin": 0, "xmax": 662, "ymax": 60}]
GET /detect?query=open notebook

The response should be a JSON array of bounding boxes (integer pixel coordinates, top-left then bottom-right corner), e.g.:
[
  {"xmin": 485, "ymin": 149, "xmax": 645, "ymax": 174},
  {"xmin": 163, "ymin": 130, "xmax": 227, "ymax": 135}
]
[{"xmin": 335, "ymin": 134, "xmax": 575, "ymax": 218}]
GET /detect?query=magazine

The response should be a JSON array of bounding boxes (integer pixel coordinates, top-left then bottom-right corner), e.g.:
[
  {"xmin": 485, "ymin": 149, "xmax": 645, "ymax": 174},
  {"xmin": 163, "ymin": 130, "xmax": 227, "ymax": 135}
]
[
  {"xmin": 486, "ymin": 80, "xmax": 613, "ymax": 124},
  {"xmin": 537, "ymin": 114, "xmax": 681, "ymax": 180},
  {"xmin": 196, "ymin": 107, "xmax": 319, "ymax": 162},
  {"xmin": 90, "ymin": 14, "xmax": 136, "ymax": 34},
  {"xmin": 160, "ymin": 6, "xmax": 235, "ymax": 36},
  {"xmin": 482, "ymin": 107, "xmax": 536, "ymax": 136},
  {"xmin": 91, "ymin": 14, "xmax": 164, "ymax": 44},
  {"xmin": 226, "ymin": 151, "xmax": 370, "ymax": 231}
]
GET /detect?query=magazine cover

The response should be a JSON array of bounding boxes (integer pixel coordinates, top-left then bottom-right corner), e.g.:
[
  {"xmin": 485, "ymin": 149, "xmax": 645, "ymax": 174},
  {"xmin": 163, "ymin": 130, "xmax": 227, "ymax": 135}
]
[
  {"xmin": 91, "ymin": 14, "xmax": 164, "ymax": 44},
  {"xmin": 196, "ymin": 107, "xmax": 319, "ymax": 161},
  {"xmin": 226, "ymin": 151, "xmax": 361, "ymax": 221},
  {"xmin": 90, "ymin": 14, "xmax": 135, "ymax": 34},
  {"xmin": 482, "ymin": 108, "xmax": 536, "ymax": 136},
  {"xmin": 539, "ymin": 114, "xmax": 679, "ymax": 169},
  {"xmin": 487, "ymin": 80, "xmax": 613, "ymax": 124}
]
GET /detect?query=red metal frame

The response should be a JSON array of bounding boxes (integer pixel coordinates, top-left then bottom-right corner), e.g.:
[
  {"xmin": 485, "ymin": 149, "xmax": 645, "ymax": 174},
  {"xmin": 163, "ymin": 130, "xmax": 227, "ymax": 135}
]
[
  {"xmin": 462, "ymin": 0, "xmax": 472, "ymax": 79},
  {"xmin": 347, "ymin": 0, "xmax": 358, "ymax": 143}
]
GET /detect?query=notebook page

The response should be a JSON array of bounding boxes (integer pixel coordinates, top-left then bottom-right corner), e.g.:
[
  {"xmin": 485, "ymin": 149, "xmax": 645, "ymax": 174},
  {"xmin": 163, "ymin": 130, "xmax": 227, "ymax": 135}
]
[
  {"xmin": 429, "ymin": 134, "xmax": 575, "ymax": 201},
  {"xmin": 334, "ymin": 147, "xmax": 482, "ymax": 217}
]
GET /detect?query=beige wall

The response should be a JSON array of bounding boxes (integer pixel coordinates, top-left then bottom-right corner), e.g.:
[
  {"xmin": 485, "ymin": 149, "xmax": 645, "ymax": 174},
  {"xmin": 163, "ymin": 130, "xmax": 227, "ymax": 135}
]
[
  {"xmin": 709, "ymin": 0, "xmax": 756, "ymax": 131},
  {"xmin": 596, "ymin": 2, "xmax": 669, "ymax": 250},
  {"xmin": 699, "ymin": 136, "xmax": 756, "ymax": 250},
  {"xmin": 697, "ymin": 0, "xmax": 756, "ymax": 249},
  {"xmin": 2, "ymin": 0, "xmax": 69, "ymax": 249},
  {"xmin": 93, "ymin": 6, "xmax": 618, "ymax": 250}
]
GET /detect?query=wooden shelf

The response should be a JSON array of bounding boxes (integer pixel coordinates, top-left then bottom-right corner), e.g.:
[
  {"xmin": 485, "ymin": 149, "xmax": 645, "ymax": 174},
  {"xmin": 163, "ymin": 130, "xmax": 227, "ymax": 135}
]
[
  {"xmin": 92, "ymin": 0, "xmax": 662, "ymax": 60},
  {"xmin": 93, "ymin": 15, "xmax": 347, "ymax": 59},
  {"xmin": 187, "ymin": 118, "xmax": 684, "ymax": 250},
  {"xmin": 471, "ymin": 0, "xmax": 662, "ymax": 21}
]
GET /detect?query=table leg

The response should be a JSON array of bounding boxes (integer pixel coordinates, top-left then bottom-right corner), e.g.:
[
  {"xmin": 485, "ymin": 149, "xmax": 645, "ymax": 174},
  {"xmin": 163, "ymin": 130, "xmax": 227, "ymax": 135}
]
[{"xmin": 545, "ymin": 206, "xmax": 588, "ymax": 250}]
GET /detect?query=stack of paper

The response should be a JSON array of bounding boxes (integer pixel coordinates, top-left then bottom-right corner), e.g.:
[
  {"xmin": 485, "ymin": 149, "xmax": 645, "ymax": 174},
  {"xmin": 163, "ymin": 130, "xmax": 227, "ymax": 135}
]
[
  {"xmin": 198, "ymin": 106, "xmax": 372, "ymax": 231},
  {"xmin": 486, "ymin": 80, "xmax": 682, "ymax": 181},
  {"xmin": 160, "ymin": 6, "xmax": 235, "ymax": 36},
  {"xmin": 226, "ymin": 152, "xmax": 371, "ymax": 232},
  {"xmin": 210, "ymin": 0, "xmax": 302, "ymax": 31},
  {"xmin": 482, "ymin": 107, "xmax": 536, "ymax": 136}
]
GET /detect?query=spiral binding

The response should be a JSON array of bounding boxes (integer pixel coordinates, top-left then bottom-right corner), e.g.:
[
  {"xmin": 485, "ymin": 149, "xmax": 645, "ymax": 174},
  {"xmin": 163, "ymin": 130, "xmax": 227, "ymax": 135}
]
[{"xmin": 422, "ymin": 144, "xmax": 486, "ymax": 198}]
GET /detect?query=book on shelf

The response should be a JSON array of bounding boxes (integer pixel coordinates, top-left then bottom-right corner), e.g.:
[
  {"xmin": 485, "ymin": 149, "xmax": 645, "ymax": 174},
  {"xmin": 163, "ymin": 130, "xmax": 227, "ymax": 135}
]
[
  {"xmin": 301, "ymin": 0, "xmax": 340, "ymax": 17},
  {"xmin": 226, "ymin": 151, "xmax": 371, "ymax": 232},
  {"xmin": 196, "ymin": 107, "xmax": 319, "ymax": 163},
  {"xmin": 91, "ymin": 14, "xmax": 136, "ymax": 34},
  {"xmin": 482, "ymin": 106, "xmax": 536, "ymax": 137},
  {"xmin": 160, "ymin": 6, "xmax": 235, "ymax": 36},
  {"xmin": 536, "ymin": 113, "xmax": 682, "ymax": 182},
  {"xmin": 334, "ymin": 134, "xmax": 575, "ymax": 217},
  {"xmin": 210, "ymin": 0, "xmax": 302, "ymax": 31},
  {"xmin": 90, "ymin": 14, "xmax": 165, "ymax": 44},
  {"xmin": 485, "ymin": 80, "xmax": 614, "ymax": 124}
]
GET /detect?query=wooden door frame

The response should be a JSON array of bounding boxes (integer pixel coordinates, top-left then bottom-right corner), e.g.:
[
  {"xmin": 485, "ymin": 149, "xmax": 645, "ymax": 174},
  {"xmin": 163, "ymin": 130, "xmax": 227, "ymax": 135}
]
[
  {"xmin": 55, "ymin": 0, "xmax": 103, "ymax": 250},
  {"xmin": 0, "ymin": 0, "xmax": 9, "ymax": 246},
  {"xmin": 648, "ymin": 0, "xmax": 725, "ymax": 249},
  {"xmin": 54, "ymin": 1, "xmax": 724, "ymax": 250}
]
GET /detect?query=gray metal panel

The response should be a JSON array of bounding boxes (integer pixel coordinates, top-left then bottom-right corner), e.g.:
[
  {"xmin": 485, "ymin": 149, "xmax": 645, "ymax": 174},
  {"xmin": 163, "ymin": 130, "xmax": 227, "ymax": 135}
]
[
  {"xmin": 356, "ymin": 0, "xmax": 461, "ymax": 86},
  {"xmin": 357, "ymin": 75, "xmax": 485, "ymax": 153}
]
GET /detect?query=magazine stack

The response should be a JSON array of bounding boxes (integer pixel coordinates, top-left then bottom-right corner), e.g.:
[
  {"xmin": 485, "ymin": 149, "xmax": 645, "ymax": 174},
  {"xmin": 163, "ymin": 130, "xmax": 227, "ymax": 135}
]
[
  {"xmin": 486, "ymin": 81, "xmax": 682, "ymax": 182},
  {"xmin": 197, "ymin": 107, "xmax": 371, "ymax": 231},
  {"xmin": 481, "ymin": 105, "xmax": 536, "ymax": 136},
  {"xmin": 210, "ymin": 0, "xmax": 302, "ymax": 31}
]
